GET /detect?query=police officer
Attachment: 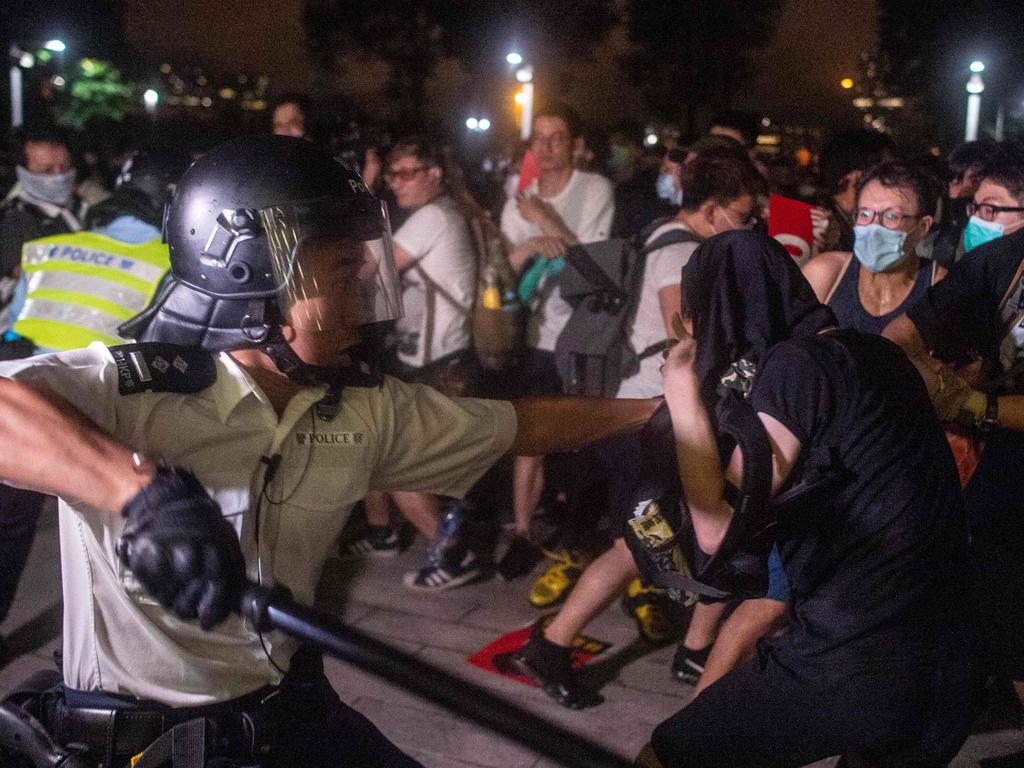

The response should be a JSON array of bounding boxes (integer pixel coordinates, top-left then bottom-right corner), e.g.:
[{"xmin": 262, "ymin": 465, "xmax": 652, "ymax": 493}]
[
  {"xmin": 0, "ymin": 136, "xmax": 656, "ymax": 766},
  {"xmin": 0, "ymin": 149, "xmax": 189, "ymax": 662}
]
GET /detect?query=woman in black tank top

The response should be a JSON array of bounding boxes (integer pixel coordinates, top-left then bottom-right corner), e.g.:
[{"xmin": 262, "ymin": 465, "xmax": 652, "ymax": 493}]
[{"xmin": 803, "ymin": 160, "xmax": 943, "ymax": 334}]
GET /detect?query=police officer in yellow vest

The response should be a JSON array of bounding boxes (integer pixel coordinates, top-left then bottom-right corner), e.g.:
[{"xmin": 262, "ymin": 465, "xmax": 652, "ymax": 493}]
[
  {"xmin": 0, "ymin": 149, "xmax": 190, "ymax": 661},
  {"xmin": 4, "ymin": 150, "xmax": 190, "ymax": 354}
]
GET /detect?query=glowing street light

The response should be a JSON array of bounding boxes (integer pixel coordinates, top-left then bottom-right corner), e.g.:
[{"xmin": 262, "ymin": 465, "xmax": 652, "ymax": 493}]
[
  {"xmin": 478, "ymin": 118, "xmax": 491, "ymax": 131},
  {"xmin": 645, "ymin": 133, "xmax": 658, "ymax": 146},
  {"xmin": 965, "ymin": 64, "xmax": 985, "ymax": 141},
  {"xmin": 840, "ymin": 77, "xmax": 855, "ymax": 89},
  {"xmin": 143, "ymin": 89, "xmax": 160, "ymax": 114},
  {"xmin": 44, "ymin": 39, "xmax": 66, "ymax": 53},
  {"xmin": 506, "ymin": 52, "xmax": 523, "ymax": 65},
  {"xmin": 515, "ymin": 66, "xmax": 533, "ymax": 83},
  {"xmin": 466, "ymin": 117, "xmax": 479, "ymax": 130}
]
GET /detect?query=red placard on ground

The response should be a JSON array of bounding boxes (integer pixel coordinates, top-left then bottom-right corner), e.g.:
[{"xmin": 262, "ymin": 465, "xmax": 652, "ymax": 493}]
[
  {"xmin": 768, "ymin": 194, "xmax": 815, "ymax": 264},
  {"xmin": 467, "ymin": 620, "xmax": 610, "ymax": 687}
]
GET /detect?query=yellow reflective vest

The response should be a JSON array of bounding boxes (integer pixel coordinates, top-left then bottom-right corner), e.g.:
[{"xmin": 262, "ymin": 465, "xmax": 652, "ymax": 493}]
[{"xmin": 13, "ymin": 232, "xmax": 169, "ymax": 350}]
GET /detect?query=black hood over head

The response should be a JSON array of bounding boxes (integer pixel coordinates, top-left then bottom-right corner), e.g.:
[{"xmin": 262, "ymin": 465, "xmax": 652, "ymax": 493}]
[{"xmin": 681, "ymin": 230, "xmax": 836, "ymax": 402}]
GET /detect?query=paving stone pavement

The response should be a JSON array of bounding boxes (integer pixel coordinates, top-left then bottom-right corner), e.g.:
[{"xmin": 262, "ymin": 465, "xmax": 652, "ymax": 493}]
[{"xmin": 2, "ymin": 505, "xmax": 1023, "ymax": 767}]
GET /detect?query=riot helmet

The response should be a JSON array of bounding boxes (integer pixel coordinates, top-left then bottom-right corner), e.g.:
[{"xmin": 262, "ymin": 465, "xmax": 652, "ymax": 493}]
[
  {"xmin": 121, "ymin": 136, "xmax": 401, "ymax": 364},
  {"xmin": 86, "ymin": 148, "xmax": 192, "ymax": 230}
]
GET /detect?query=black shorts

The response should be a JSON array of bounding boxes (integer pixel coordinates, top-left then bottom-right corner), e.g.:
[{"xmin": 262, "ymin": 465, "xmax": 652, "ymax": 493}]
[
  {"xmin": 508, "ymin": 348, "xmax": 563, "ymax": 397},
  {"xmin": 651, "ymin": 647, "xmax": 976, "ymax": 768}
]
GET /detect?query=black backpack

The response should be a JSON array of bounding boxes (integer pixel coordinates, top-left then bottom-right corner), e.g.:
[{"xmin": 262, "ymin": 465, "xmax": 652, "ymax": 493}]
[
  {"xmin": 554, "ymin": 219, "xmax": 700, "ymax": 396},
  {"xmin": 625, "ymin": 383, "xmax": 847, "ymax": 603}
]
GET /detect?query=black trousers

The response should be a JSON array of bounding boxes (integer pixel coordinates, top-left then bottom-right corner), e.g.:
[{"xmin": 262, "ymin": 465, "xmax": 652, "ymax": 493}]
[
  {"xmin": 0, "ymin": 484, "xmax": 46, "ymax": 624},
  {"xmin": 61, "ymin": 650, "xmax": 424, "ymax": 768},
  {"xmin": 650, "ymin": 646, "xmax": 977, "ymax": 768}
]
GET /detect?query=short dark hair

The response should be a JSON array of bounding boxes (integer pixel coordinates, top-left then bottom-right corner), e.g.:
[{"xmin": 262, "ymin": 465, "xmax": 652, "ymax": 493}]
[
  {"xmin": 533, "ymin": 101, "xmax": 583, "ymax": 139},
  {"xmin": 856, "ymin": 160, "xmax": 937, "ymax": 218},
  {"xmin": 14, "ymin": 124, "xmax": 70, "ymax": 166},
  {"xmin": 388, "ymin": 134, "xmax": 444, "ymax": 174},
  {"xmin": 975, "ymin": 141, "xmax": 1024, "ymax": 202},
  {"xmin": 819, "ymin": 129, "xmax": 897, "ymax": 194},
  {"xmin": 947, "ymin": 140, "xmax": 1000, "ymax": 182},
  {"xmin": 709, "ymin": 110, "xmax": 761, "ymax": 149},
  {"xmin": 681, "ymin": 149, "xmax": 765, "ymax": 212}
]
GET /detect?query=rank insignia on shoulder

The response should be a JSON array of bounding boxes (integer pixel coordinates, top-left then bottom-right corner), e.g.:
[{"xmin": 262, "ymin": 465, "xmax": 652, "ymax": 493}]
[{"xmin": 110, "ymin": 343, "xmax": 217, "ymax": 395}]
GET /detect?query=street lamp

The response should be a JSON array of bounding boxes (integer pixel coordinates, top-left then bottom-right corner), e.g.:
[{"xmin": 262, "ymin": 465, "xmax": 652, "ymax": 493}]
[
  {"xmin": 513, "ymin": 65, "xmax": 534, "ymax": 141},
  {"xmin": 143, "ymin": 88, "xmax": 159, "ymax": 114},
  {"xmin": 505, "ymin": 52, "xmax": 522, "ymax": 66},
  {"xmin": 965, "ymin": 63, "xmax": 985, "ymax": 141},
  {"xmin": 43, "ymin": 39, "xmax": 66, "ymax": 53}
]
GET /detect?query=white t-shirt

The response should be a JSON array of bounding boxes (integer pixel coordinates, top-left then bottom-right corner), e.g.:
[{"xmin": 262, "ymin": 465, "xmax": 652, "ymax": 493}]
[
  {"xmin": 616, "ymin": 221, "xmax": 699, "ymax": 399},
  {"xmin": 0, "ymin": 344, "xmax": 516, "ymax": 706},
  {"xmin": 500, "ymin": 170, "xmax": 614, "ymax": 351},
  {"xmin": 393, "ymin": 195, "xmax": 476, "ymax": 368}
]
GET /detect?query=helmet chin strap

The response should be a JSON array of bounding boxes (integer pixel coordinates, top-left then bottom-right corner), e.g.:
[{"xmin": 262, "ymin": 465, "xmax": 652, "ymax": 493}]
[{"xmin": 253, "ymin": 301, "xmax": 382, "ymax": 393}]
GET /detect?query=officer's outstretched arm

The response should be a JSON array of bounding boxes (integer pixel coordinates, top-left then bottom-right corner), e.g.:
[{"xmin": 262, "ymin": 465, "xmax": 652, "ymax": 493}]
[
  {"xmin": 0, "ymin": 376, "xmax": 152, "ymax": 515},
  {"xmin": 510, "ymin": 395, "xmax": 660, "ymax": 456}
]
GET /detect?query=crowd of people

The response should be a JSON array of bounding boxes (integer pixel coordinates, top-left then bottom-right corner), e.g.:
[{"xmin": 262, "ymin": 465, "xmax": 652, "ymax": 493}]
[{"xmin": 1, "ymin": 90, "xmax": 1024, "ymax": 767}]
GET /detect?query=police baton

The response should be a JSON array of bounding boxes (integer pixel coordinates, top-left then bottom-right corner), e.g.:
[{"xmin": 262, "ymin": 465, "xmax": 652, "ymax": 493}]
[{"xmin": 239, "ymin": 583, "xmax": 632, "ymax": 768}]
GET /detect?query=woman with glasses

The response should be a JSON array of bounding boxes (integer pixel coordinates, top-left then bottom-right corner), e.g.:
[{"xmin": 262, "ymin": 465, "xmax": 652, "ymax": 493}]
[{"xmin": 803, "ymin": 160, "xmax": 944, "ymax": 336}]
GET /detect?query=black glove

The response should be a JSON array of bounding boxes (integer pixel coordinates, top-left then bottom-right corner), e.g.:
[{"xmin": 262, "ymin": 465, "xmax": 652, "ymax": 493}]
[{"xmin": 117, "ymin": 466, "xmax": 245, "ymax": 630}]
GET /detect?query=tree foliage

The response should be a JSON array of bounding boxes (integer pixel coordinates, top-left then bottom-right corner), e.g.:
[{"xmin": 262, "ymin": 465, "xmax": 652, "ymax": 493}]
[
  {"xmin": 621, "ymin": 0, "xmax": 783, "ymax": 132},
  {"xmin": 303, "ymin": 0, "xmax": 616, "ymax": 124},
  {"xmin": 56, "ymin": 58, "xmax": 132, "ymax": 130}
]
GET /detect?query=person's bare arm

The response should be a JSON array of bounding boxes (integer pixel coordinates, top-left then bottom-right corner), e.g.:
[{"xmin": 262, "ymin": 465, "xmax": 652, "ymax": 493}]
[
  {"xmin": 507, "ymin": 235, "xmax": 569, "ymax": 271},
  {"xmin": 801, "ymin": 250, "xmax": 849, "ymax": 303},
  {"xmin": 516, "ymin": 193, "xmax": 579, "ymax": 245},
  {"xmin": 0, "ymin": 377, "xmax": 151, "ymax": 516},
  {"xmin": 662, "ymin": 316, "xmax": 802, "ymax": 554},
  {"xmin": 510, "ymin": 395, "xmax": 659, "ymax": 456},
  {"xmin": 392, "ymin": 240, "xmax": 417, "ymax": 272},
  {"xmin": 657, "ymin": 285, "xmax": 682, "ymax": 338}
]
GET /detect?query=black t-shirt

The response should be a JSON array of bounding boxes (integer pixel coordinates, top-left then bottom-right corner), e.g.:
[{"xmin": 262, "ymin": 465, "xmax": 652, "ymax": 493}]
[
  {"xmin": 750, "ymin": 329, "xmax": 969, "ymax": 673},
  {"xmin": 906, "ymin": 227, "xmax": 1024, "ymax": 372}
]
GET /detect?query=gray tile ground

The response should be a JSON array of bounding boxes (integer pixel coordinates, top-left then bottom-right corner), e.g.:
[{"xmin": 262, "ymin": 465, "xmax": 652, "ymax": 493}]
[{"xmin": 2, "ymin": 508, "xmax": 1022, "ymax": 767}]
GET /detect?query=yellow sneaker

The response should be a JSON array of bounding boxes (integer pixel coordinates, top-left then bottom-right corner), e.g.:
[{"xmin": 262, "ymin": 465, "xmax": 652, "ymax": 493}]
[
  {"xmin": 622, "ymin": 578, "xmax": 682, "ymax": 643},
  {"xmin": 527, "ymin": 547, "xmax": 593, "ymax": 608}
]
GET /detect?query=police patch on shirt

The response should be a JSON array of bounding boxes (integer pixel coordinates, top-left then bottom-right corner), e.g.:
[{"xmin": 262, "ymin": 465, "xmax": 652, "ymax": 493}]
[{"xmin": 295, "ymin": 431, "xmax": 366, "ymax": 447}]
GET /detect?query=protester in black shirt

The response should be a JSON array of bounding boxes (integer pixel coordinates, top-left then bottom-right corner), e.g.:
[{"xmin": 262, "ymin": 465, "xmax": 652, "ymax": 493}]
[
  {"xmin": 637, "ymin": 231, "xmax": 976, "ymax": 768},
  {"xmin": 885, "ymin": 225, "xmax": 1024, "ymax": 710}
]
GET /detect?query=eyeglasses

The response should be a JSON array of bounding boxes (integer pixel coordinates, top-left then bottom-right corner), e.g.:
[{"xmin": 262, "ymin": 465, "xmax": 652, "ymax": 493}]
[
  {"xmin": 854, "ymin": 208, "xmax": 920, "ymax": 230},
  {"xmin": 967, "ymin": 202, "xmax": 1024, "ymax": 222},
  {"xmin": 384, "ymin": 165, "xmax": 430, "ymax": 183}
]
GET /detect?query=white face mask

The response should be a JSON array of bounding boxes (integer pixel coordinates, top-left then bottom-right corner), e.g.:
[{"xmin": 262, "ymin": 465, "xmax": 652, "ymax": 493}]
[{"xmin": 16, "ymin": 165, "xmax": 77, "ymax": 208}]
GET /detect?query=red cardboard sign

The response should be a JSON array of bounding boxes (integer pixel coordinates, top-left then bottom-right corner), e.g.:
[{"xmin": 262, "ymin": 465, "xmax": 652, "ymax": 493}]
[
  {"xmin": 768, "ymin": 194, "xmax": 815, "ymax": 264},
  {"xmin": 467, "ymin": 620, "xmax": 610, "ymax": 687}
]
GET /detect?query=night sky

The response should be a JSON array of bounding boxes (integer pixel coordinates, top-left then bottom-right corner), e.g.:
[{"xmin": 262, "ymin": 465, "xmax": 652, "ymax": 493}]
[{"xmin": 120, "ymin": 0, "xmax": 877, "ymax": 131}]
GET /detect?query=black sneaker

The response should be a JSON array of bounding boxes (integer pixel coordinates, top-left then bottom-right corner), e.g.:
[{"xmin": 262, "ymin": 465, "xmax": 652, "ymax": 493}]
[
  {"xmin": 497, "ymin": 536, "xmax": 543, "ymax": 581},
  {"xmin": 495, "ymin": 641, "xmax": 603, "ymax": 710},
  {"xmin": 671, "ymin": 643, "xmax": 711, "ymax": 685},
  {"xmin": 340, "ymin": 525, "xmax": 400, "ymax": 559}
]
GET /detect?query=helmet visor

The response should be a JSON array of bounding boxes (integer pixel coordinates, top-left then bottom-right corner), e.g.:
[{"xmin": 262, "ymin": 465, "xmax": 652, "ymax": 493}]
[{"xmin": 259, "ymin": 197, "xmax": 402, "ymax": 330}]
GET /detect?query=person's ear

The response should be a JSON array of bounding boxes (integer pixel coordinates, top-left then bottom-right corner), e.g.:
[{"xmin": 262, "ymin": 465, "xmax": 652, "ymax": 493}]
[
  {"xmin": 918, "ymin": 214, "xmax": 934, "ymax": 235},
  {"xmin": 427, "ymin": 166, "xmax": 443, "ymax": 184}
]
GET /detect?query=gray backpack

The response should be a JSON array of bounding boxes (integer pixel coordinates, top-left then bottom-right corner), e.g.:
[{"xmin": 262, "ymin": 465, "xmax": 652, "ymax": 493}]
[{"xmin": 554, "ymin": 220, "xmax": 699, "ymax": 396}]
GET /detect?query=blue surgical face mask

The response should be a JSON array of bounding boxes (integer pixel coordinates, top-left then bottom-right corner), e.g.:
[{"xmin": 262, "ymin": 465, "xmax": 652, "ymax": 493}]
[
  {"xmin": 963, "ymin": 215, "xmax": 1004, "ymax": 253},
  {"xmin": 656, "ymin": 172, "xmax": 682, "ymax": 206},
  {"xmin": 853, "ymin": 224, "xmax": 908, "ymax": 273}
]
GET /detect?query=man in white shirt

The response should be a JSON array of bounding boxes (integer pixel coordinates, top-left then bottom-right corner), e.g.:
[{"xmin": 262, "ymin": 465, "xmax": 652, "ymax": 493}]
[
  {"xmin": 0, "ymin": 136, "xmax": 656, "ymax": 767},
  {"xmin": 496, "ymin": 103, "xmax": 615, "ymax": 587},
  {"xmin": 502, "ymin": 146, "xmax": 768, "ymax": 709},
  {"xmin": 355, "ymin": 135, "xmax": 481, "ymax": 590}
]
